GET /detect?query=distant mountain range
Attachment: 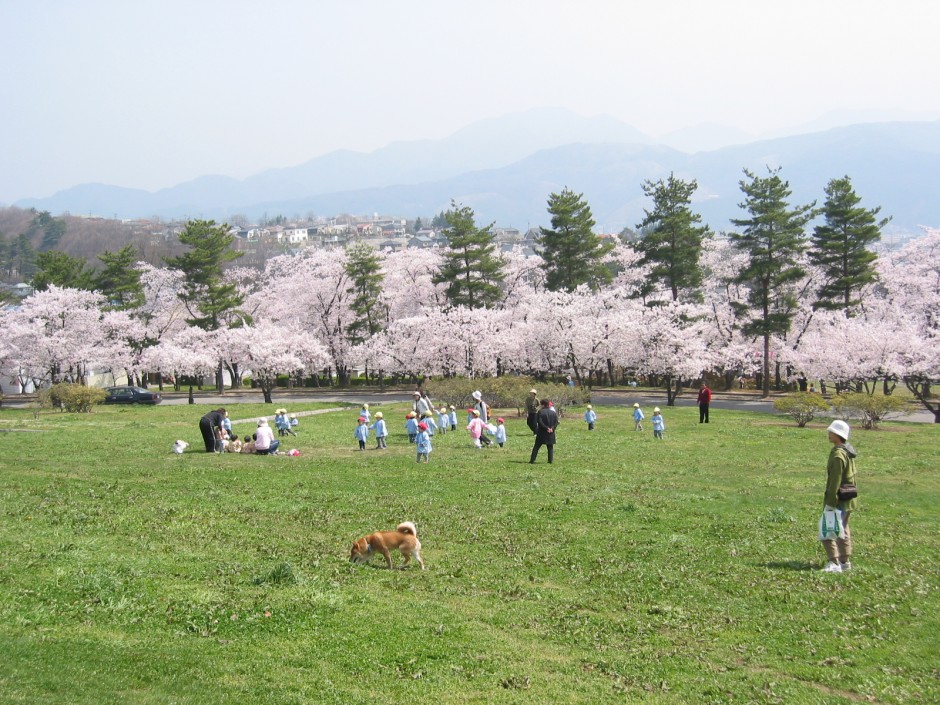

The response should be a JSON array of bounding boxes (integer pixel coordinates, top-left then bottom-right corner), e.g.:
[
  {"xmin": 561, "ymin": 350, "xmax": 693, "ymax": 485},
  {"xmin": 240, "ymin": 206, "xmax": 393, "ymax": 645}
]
[{"xmin": 15, "ymin": 108, "xmax": 940, "ymax": 233}]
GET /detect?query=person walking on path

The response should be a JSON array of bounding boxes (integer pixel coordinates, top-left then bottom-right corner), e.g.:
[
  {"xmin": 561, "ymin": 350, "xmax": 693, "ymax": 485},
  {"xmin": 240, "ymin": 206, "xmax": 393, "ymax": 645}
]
[
  {"xmin": 525, "ymin": 389, "xmax": 540, "ymax": 434},
  {"xmin": 697, "ymin": 383, "xmax": 712, "ymax": 423},
  {"xmin": 199, "ymin": 408, "xmax": 227, "ymax": 453},
  {"xmin": 820, "ymin": 420, "xmax": 859, "ymax": 573},
  {"xmin": 530, "ymin": 398, "xmax": 559, "ymax": 464}
]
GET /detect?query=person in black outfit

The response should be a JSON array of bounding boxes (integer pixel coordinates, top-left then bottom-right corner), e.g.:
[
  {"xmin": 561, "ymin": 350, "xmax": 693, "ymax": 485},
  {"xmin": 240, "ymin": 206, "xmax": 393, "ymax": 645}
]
[
  {"xmin": 199, "ymin": 407, "xmax": 227, "ymax": 453},
  {"xmin": 530, "ymin": 399, "xmax": 559, "ymax": 464},
  {"xmin": 525, "ymin": 389, "xmax": 540, "ymax": 434}
]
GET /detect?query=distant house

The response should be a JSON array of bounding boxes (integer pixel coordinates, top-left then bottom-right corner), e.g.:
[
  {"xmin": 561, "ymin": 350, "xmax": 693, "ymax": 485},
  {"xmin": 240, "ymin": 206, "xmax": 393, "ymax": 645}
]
[
  {"xmin": 408, "ymin": 235, "xmax": 438, "ymax": 249},
  {"xmin": 283, "ymin": 227, "xmax": 309, "ymax": 245},
  {"xmin": 0, "ymin": 282, "xmax": 34, "ymax": 301},
  {"xmin": 378, "ymin": 239, "xmax": 405, "ymax": 252},
  {"xmin": 244, "ymin": 227, "xmax": 270, "ymax": 241},
  {"xmin": 493, "ymin": 226, "xmax": 522, "ymax": 244}
]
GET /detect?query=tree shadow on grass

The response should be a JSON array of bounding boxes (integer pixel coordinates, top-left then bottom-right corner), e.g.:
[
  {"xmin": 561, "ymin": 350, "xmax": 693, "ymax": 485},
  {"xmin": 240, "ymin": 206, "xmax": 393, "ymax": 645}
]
[{"xmin": 763, "ymin": 560, "xmax": 817, "ymax": 571}]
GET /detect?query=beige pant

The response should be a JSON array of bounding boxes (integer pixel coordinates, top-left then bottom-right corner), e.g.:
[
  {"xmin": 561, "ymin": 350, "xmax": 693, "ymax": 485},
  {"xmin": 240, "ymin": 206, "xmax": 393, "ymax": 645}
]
[{"xmin": 823, "ymin": 510, "xmax": 852, "ymax": 563}]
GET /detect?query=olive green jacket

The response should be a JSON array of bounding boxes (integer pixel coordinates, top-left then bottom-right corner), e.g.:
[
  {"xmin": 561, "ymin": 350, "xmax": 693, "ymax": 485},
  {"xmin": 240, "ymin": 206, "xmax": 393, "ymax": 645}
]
[{"xmin": 825, "ymin": 443, "xmax": 859, "ymax": 511}]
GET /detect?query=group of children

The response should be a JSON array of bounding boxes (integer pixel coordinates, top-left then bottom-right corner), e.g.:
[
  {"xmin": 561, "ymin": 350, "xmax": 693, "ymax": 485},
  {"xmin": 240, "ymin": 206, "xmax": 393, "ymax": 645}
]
[
  {"xmin": 584, "ymin": 402, "xmax": 666, "ymax": 439},
  {"xmin": 213, "ymin": 408, "xmax": 302, "ymax": 453},
  {"xmin": 355, "ymin": 402, "xmax": 509, "ymax": 462},
  {"xmin": 273, "ymin": 408, "xmax": 299, "ymax": 436},
  {"xmin": 352, "ymin": 398, "xmax": 667, "ymax": 462}
]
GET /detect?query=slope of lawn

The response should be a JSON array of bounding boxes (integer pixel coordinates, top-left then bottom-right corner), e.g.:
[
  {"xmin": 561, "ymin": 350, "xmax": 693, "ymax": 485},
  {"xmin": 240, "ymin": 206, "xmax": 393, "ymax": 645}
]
[{"xmin": 0, "ymin": 400, "xmax": 937, "ymax": 704}]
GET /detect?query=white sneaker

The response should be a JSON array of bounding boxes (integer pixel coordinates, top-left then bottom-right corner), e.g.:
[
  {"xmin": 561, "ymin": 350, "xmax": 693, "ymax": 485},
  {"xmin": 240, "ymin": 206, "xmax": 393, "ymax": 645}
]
[
  {"xmin": 821, "ymin": 562, "xmax": 843, "ymax": 573},
  {"xmin": 840, "ymin": 562, "xmax": 852, "ymax": 572}
]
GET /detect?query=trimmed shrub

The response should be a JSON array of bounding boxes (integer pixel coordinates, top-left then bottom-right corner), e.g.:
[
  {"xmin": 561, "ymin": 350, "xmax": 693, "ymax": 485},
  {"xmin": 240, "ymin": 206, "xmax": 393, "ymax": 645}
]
[
  {"xmin": 47, "ymin": 383, "xmax": 106, "ymax": 413},
  {"xmin": 773, "ymin": 392, "xmax": 830, "ymax": 427},
  {"xmin": 830, "ymin": 392, "xmax": 911, "ymax": 430}
]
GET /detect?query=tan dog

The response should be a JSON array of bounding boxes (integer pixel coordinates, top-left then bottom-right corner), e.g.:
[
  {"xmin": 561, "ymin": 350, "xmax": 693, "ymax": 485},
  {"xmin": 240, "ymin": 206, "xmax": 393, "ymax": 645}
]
[{"xmin": 349, "ymin": 521, "xmax": 425, "ymax": 570}]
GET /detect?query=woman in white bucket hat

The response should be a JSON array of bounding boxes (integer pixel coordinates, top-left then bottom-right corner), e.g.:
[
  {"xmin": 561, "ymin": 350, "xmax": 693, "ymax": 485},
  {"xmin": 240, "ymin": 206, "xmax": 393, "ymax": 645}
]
[{"xmin": 820, "ymin": 420, "xmax": 859, "ymax": 573}]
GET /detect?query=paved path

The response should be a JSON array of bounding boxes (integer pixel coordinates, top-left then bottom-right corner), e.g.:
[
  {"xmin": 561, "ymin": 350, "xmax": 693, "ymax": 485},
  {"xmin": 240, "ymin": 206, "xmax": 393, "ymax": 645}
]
[{"xmin": 3, "ymin": 387, "xmax": 934, "ymax": 423}]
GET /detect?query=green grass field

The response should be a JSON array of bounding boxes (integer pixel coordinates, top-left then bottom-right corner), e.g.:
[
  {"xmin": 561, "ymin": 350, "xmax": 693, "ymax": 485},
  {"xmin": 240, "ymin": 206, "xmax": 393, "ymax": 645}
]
[{"xmin": 0, "ymin": 400, "xmax": 937, "ymax": 704}]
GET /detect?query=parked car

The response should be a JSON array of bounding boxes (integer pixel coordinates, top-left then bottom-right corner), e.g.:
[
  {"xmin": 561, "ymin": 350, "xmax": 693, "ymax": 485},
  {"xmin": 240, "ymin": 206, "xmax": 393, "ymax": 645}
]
[{"xmin": 103, "ymin": 386, "xmax": 162, "ymax": 405}]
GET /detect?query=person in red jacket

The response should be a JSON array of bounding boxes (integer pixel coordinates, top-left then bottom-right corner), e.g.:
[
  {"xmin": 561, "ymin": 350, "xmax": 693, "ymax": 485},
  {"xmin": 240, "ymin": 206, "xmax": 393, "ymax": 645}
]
[{"xmin": 697, "ymin": 383, "xmax": 712, "ymax": 423}]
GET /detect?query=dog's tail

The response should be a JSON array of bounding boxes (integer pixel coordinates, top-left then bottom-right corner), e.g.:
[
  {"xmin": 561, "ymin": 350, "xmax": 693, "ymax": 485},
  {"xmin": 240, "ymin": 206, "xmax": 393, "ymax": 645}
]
[{"xmin": 397, "ymin": 521, "xmax": 418, "ymax": 536}]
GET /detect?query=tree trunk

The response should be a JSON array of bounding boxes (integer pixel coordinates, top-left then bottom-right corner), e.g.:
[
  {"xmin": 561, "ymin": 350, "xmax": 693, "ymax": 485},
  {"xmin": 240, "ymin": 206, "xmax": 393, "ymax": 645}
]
[
  {"xmin": 761, "ymin": 335, "xmax": 771, "ymax": 398},
  {"xmin": 215, "ymin": 362, "xmax": 224, "ymax": 393},
  {"xmin": 665, "ymin": 376, "xmax": 682, "ymax": 406},
  {"xmin": 188, "ymin": 385, "xmax": 195, "ymax": 404},
  {"xmin": 905, "ymin": 378, "xmax": 940, "ymax": 423}
]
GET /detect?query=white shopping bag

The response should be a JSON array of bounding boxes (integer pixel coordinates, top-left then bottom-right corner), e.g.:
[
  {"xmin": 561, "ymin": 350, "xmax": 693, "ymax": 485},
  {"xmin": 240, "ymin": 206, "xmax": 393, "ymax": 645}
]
[{"xmin": 818, "ymin": 508, "xmax": 845, "ymax": 541}]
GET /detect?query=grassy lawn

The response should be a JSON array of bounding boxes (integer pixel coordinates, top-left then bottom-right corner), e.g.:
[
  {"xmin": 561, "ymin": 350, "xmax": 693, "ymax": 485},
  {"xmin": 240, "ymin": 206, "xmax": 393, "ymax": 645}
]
[{"xmin": 0, "ymin": 401, "xmax": 937, "ymax": 704}]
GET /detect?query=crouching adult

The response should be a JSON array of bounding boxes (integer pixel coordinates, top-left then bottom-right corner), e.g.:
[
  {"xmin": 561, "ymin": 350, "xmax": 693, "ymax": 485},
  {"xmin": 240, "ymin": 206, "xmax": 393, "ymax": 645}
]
[{"xmin": 253, "ymin": 418, "xmax": 280, "ymax": 455}]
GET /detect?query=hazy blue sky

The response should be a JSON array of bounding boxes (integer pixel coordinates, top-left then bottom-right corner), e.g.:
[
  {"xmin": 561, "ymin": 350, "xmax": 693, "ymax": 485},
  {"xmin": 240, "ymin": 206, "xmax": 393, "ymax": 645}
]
[{"xmin": 3, "ymin": 0, "xmax": 939, "ymax": 203}]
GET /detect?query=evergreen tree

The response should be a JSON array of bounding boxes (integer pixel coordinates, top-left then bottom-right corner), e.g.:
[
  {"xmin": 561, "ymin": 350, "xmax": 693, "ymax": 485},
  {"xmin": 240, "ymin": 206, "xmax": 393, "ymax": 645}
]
[
  {"xmin": 31, "ymin": 250, "xmax": 95, "ymax": 291},
  {"xmin": 37, "ymin": 212, "xmax": 67, "ymax": 251},
  {"xmin": 10, "ymin": 234, "xmax": 37, "ymax": 279},
  {"xmin": 809, "ymin": 175, "xmax": 889, "ymax": 315},
  {"xmin": 344, "ymin": 242, "xmax": 386, "ymax": 344},
  {"xmin": 540, "ymin": 188, "xmax": 613, "ymax": 292},
  {"xmin": 432, "ymin": 202, "xmax": 505, "ymax": 309},
  {"xmin": 97, "ymin": 245, "xmax": 145, "ymax": 310},
  {"xmin": 164, "ymin": 219, "xmax": 244, "ymax": 331},
  {"xmin": 729, "ymin": 168, "xmax": 815, "ymax": 397},
  {"xmin": 635, "ymin": 173, "xmax": 711, "ymax": 302}
]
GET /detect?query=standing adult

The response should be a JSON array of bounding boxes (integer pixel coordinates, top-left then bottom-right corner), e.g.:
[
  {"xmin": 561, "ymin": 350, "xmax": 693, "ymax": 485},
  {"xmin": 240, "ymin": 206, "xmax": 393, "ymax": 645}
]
[
  {"xmin": 697, "ymin": 383, "xmax": 712, "ymax": 423},
  {"xmin": 413, "ymin": 391, "xmax": 433, "ymax": 419},
  {"xmin": 199, "ymin": 407, "xmax": 227, "ymax": 453},
  {"xmin": 471, "ymin": 390, "xmax": 493, "ymax": 446},
  {"xmin": 820, "ymin": 420, "xmax": 859, "ymax": 573},
  {"xmin": 253, "ymin": 418, "xmax": 280, "ymax": 455},
  {"xmin": 525, "ymin": 388, "xmax": 540, "ymax": 434},
  {"xmin": 529, "ymin": 398, "xmax": 559, "ymax": 464}
]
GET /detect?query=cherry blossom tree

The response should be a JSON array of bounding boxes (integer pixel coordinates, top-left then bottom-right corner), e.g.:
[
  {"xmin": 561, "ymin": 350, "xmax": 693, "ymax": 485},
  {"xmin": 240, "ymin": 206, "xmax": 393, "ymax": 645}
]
[
  {"xmin": 877, "ymin": 228, "xmax": 940, "ymax": 420},
  {"xmin": 0, "ymin": 286, "xmax": 138, "ymax": 387},
  {"xmin": 139, "ymin": 327, "xmax": 218, "ymax": 401},
  {"xmin": 220, "ymin": 321, "xmax": 329, "ymax": 403}
]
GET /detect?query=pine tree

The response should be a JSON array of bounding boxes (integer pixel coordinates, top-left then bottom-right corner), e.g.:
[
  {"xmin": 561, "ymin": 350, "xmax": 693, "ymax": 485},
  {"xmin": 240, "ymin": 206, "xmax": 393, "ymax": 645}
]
[
  {"xmin": 432, "ymin": 202, "xmax": 505, "ymax": 309},
  {"xmin": 809, "ymin": 175, "xmax": 889, "ymax": 315},
  {"xmin": 344, "ymin": 242, "xmax": 386, "ymax": 344},
  {"xmin": 31, "ymin": 251, "xmax": 95, "ymax": 291},
  {"xmin": 540, "ymin": 188, "xmax": 612, "ymax": 292},
  {"xmin": 164, "ymin": 219, "xmax": 244, "ymax": 331},
  {"xmin": 729, "ymin": 168, "xmax": 815, "ymax": 397},
  {"xmin": 97, "ymin": 245, "xmax": 145, "ymax": 310},
  {"xmin": 635, "ymin": 173, "xmax": 711, "ymax": 302}
]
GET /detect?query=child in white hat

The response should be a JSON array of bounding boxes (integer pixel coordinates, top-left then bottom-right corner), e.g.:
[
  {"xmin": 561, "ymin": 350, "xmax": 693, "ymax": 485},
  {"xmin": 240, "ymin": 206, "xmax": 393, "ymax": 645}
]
[
  {"xmin": 584, "ymin": 404, "xmax": 597, "ymax": 431},
  {"xmin": 651, "ymin": 407, "xmax": 665, "ymax": 439}
]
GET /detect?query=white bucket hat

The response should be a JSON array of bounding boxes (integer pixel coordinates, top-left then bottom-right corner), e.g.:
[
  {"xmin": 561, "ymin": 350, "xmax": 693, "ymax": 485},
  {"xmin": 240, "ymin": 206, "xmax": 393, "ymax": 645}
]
[
  {"xmin": 827, "ymin": 419, "xmax": 850, "ymax": 440},
  {"xmin": 472, "ymin": 390, "xmax": 482, "ymax": 401}
]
